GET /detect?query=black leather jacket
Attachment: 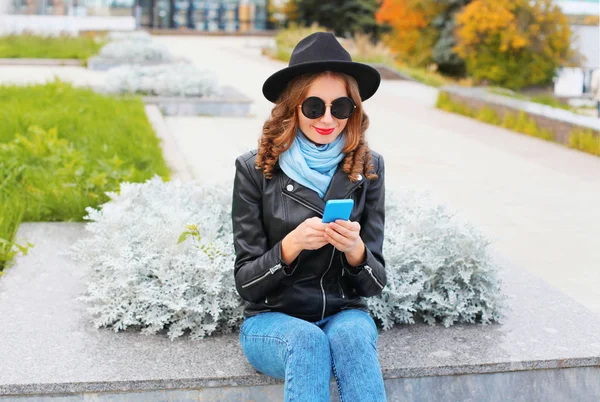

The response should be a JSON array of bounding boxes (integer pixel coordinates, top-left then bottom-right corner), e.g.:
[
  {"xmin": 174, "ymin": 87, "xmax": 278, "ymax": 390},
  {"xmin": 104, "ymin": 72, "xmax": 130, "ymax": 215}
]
[{"xmin": 232, "ymin": 149, "xmax": 386, "ymax": 322}]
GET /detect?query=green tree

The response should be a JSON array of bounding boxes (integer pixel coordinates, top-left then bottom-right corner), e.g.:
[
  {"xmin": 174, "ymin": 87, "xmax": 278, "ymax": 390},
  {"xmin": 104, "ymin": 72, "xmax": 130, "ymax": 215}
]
[
  {"xmin": 455, "ymin": 0, "xmax": 572, "ymax": 89},
  {"xmin": 288, "ymin": 0, "xmax": 389, "ymax": 39},
  {"xmin": 430, "ymin": 0, "xmax": 471, "ymax": 76}
]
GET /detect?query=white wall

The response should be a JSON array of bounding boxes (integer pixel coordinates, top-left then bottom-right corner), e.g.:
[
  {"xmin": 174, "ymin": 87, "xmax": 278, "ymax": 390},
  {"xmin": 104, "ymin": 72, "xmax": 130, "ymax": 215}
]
[
  {"xmin": 556, "ymin": 1, "xmax": 599, "ymax": 15},
  {"xmin": 0, "ymin": 0, "xmax": 11, "ymax": 15},
  {"xmin": 0, "ymin": 15, "xmax": 136, "ymax": 35}
]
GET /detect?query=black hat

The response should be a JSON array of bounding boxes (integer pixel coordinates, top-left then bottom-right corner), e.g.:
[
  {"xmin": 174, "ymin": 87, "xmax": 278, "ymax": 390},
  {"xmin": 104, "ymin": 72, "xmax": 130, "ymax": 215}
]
[{"xmin": 262, "ymin": 32, "xmax": 381, "ymax": 103}]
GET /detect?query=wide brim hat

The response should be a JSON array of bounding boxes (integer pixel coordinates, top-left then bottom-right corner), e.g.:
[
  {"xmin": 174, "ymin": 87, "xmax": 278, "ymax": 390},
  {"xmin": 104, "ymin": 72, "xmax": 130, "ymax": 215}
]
[{"xmin": 262, "ymin": 32, "xmax": 381, "ymax": 103}]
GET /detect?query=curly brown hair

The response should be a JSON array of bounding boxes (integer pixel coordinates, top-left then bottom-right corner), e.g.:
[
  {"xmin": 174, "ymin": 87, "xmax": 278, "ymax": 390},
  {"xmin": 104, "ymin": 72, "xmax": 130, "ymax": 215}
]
[{"xmin": 256, "ymin": 70, "xmax": 377, "ymax": 182}]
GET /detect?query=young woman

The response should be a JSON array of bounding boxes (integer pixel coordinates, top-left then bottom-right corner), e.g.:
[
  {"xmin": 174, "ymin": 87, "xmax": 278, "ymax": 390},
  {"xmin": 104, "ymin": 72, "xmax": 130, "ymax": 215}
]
[{"xmin": 232, "ymin": 32, "xmax": 387, "ymax": 401}]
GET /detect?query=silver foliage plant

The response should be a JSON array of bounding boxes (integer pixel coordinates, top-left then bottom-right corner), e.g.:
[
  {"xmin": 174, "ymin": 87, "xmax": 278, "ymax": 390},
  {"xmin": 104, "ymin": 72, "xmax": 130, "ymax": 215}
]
[
  {"xmin": 68, "ymin": 176, "xmax": 508, "ymax": 340},
  {"xmin": 106, "ymin": 31, "xmax": 153, "ymax": 43},
  {"xmin": 99, "ymin": 40, "xmax": 173, "ymax": 63},
  {"xmin": 368, "ymin": 189, "xmax": 509, "ymax": 330},
  {"xmin": 67, "ymin": 175, "xmax": 242, "ymax": 340},
  {"xmin": 105, "ymin": 62, "xmax": 220, "ymax": 97}
]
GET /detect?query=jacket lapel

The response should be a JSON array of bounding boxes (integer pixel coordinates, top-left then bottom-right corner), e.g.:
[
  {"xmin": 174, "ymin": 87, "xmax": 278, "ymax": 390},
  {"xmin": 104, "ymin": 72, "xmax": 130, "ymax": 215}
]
[
  {"xmin": 279, "ymin": 163, "xmax": 365, "ymax": 216},
  {"xmin": 323, "ymin": 163, "xmax": 365, "ymax": 202}
]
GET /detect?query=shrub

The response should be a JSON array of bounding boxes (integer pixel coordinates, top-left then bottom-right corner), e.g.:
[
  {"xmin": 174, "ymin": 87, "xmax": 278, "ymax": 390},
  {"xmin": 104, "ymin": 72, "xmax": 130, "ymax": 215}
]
[
  {"xmin": 286, "ymin": 0, "xmax": 387, "ymax": 39},
  {"xmin": 66, "ymin": 177, "xmax": 241, "ymax": 340},
  {"xmin": 454, "ymin": 0, "xmax": 572, "ymax": 89},
  {"xmin": 437, "ymin": 92, "xmax": 557, "ymax": 141},
  {"xmin": 99, "ymin": 40, "xmax": 173, "ymax": 63},
  {"xmin": 0, "ymin": 192, "xmax": 31, "ymax": 273},
  {"xmin": 106, "ymin": 31, "xmax": 153, "ymax": 43},
  {"xmin": 105, "ymin": 63, "xmax": 219, "ymax": 97},
  {"xmin": 376, "ymin": 0, "xmax": 442, "ymax": 68},
  {"xmin": 569, "ymin": 129, "xmax": 600, "ymax": 156},
  {"xmin": 267, "ymin": 22, "xmax": 328, "ymax": 61},
  {"xmin": 0, "ymin": 126, "xmax": 139, "ymax": 221},
  {"xmin": 67, "ymin": 176, "xmax": 508, "ymax": 340}
]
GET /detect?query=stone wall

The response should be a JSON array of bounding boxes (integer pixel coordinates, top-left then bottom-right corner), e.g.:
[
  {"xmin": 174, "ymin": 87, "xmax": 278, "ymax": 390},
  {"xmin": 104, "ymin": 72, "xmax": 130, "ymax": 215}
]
[{"xmin": 441, "ymin": 86, "xmax": 600, "ymax": 147}]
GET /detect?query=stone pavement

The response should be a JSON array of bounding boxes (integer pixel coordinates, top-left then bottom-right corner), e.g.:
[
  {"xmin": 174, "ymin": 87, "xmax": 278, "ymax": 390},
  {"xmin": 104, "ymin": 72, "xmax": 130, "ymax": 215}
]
[{"xmin": 151, "ymin": 35, "xmax": 600, "ymax": 315}]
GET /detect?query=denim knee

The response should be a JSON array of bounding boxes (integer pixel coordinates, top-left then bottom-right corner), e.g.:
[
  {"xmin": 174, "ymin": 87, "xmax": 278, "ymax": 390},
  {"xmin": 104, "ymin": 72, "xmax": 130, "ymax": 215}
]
[
  {"xmin": 288, "ymin": 323, "xmax": 331, "ymax": 356},
  {"xmin": 327, "ymin": 314, "xmax": 378, "ymax": 350}
]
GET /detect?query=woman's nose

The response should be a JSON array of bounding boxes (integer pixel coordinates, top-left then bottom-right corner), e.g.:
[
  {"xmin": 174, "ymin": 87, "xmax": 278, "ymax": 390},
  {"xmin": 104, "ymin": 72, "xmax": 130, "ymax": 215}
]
[{"xmin": 320, "ymin": 106, "xmax": 334, "ymax": 123}]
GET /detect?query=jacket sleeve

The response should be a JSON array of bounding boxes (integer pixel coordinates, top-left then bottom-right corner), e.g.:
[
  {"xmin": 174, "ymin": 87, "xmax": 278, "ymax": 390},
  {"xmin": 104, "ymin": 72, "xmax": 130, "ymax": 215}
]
[
  {"xmin": 232, "ymin": 155, "xmax": 293, "ymax": 303},
  {"xmin": 340, "ymin": 153, "xmax": 387, "ymax": 297}
]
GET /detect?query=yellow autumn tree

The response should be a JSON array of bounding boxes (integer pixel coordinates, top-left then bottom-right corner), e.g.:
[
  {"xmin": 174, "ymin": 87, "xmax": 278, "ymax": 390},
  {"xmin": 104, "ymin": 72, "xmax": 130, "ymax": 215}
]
[
  {"xmin": 375, "ymin": 0, "xmax": 443, "ymax": 67},
  {"xmin": 454, "ymin": 0, "xmax": 572, "ymax": 89}
]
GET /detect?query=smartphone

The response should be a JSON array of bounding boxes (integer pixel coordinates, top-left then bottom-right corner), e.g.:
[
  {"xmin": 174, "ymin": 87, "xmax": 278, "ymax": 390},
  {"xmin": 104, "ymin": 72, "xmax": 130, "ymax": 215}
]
[{"xmin": 322, "ymin": 199, "xmax": 354, "ymax": 223}]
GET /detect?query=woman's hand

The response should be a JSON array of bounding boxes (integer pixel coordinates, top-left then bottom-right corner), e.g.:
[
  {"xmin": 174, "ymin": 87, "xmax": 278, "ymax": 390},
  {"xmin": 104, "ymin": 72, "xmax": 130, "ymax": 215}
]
[
  {"xmin": 294, "ymin": 217, "xmax": 330, "ymax": 250},
  {"xmin": 324, "ymin": 220, "xmax": 366, "ymax": 266},
  {"xmin": 281, "ymin": 217, "xmax": 329, "ymax": 265}
]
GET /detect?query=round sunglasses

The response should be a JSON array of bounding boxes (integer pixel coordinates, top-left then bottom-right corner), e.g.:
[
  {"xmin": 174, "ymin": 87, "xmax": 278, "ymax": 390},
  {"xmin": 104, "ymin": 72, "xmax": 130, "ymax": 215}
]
[{"xmin": 299, "ymin": 96, "xmax": 356, "ymax": 120}]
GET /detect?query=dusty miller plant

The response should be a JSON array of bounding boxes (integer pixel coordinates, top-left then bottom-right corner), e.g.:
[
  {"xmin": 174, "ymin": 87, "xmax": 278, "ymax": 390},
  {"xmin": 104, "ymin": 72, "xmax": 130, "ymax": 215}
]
[
  {"xmin": 66, "ymin": 175, "xmax": 242, "ymax": 340},
  {"xmin": 367, "ymin": 189, "xmax": 509, "ymax": 330},
  {"xmin": 67, "ymin": 176, "xmax": 508, "ymax": 340},
  {"xmin": 106, "ymin": 31, "xmax": 153, "ymax": 43},
  {"xmin": 105, "ymin": 62, "xmax": 220, "ymax": 97},
  {"xmin": 99, "ymin": 40, "xmax": 173, "ymax": 63}
]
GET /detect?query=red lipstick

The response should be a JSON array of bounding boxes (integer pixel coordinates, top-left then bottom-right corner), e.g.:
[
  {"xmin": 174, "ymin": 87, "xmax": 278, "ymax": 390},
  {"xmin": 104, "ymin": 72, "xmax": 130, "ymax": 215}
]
[{"xmin": 314, "ymin": 126, "xmax": 335, "ymax": 135}]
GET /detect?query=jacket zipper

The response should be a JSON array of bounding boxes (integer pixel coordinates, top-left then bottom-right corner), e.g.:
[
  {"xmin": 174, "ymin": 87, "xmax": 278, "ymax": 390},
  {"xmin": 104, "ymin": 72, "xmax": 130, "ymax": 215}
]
[
  {"xmin": 320, "ymin": 247, "xmax": 336, "ymax": 320},
  {"xmin": 240, "ymin": 263, "xmax": 283, "ymax": 289},
  {"xmin": 364, "ymin": 265, "xmax": 384, "ymax": 289},
  {"xmin": 282, "ymin": 182, "xmax": 363, "ymax": 319},
  {"xmin": 282, "ymin": 192, "xmax": 323, "ymax": 216},
  {"xmin": 338, "ymin": 278, "xmax": 345, "ymax": 299}
]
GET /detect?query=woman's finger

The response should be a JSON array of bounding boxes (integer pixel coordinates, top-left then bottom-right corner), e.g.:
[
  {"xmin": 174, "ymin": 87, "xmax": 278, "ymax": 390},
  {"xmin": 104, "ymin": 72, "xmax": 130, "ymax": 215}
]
[
  {"xmin": 328, "ymin": 222, "xmax": 350, "ymax": 238},
  {"xmin": 325, "ymin": 228, "xmax": 350, "ymax": 248},
  {"xmin": 324, "ymin": 234, "xmax": 347, "ymax": 252},
  {"xmin": 335, "ymin": 220, "xmax": 360, "ymax": 233}
]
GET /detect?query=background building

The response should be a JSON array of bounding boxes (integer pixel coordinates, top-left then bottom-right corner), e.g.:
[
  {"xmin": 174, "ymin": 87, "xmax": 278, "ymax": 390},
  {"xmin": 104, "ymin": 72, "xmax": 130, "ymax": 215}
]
[{"xmin": 0, "ymin": 0, "xmax": 269, "ymax": 33}]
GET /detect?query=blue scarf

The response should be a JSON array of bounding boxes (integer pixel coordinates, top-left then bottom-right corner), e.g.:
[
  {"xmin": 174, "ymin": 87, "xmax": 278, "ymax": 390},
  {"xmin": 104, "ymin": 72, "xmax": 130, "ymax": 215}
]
[{"xmin": 279, "ymin": 128, "xmax": 346, "ymax": 198}]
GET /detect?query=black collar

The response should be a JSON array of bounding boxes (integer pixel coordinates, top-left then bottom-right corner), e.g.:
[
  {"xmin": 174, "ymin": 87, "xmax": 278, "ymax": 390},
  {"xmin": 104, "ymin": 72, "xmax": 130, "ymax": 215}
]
[{"xmin": 280, "ymin": 163, "xmax": 365, "ymax": 215}]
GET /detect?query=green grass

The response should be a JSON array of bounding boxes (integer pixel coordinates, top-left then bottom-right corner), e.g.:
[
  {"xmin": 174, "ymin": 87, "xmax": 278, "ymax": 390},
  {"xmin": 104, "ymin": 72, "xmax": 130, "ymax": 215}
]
[
  {"xmin": 0, "ymin": 34, "xmax": 105, "ymax": 60},
  {"xmin": 436, "ymin": 91, "xmax": 600, "ymax": 156},
  {"xmin": 0, "ymin": 81, "xmax": 171, "ymax": 271},
  {"xmin": 393, "ymin": 64, "xmax": 451, "ymax": 88}
]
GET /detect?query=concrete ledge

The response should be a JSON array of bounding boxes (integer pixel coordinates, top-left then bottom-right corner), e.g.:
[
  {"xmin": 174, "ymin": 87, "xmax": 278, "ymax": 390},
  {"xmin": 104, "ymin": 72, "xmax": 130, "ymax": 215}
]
[
  {"xmin": 87, "ymin": 57, "xmax": 185, "ymax": 72},
  {"xmin": 0, "ymin": 223, "xmax": 599, "ymax": 400},
  {"xmin": 142, "ymin": 86, "xmax": 253, "ymax": 116},
  {"xmin": 441, "ymin": 86, "xmax": 600, "ymax": 145},
  {"xmin": 144, "ymin": 104, "xmax": 193, "ymax": 181},
  {"xmin": 0, "ymin": 58, "xmax": 84, "ymax": 67},
  {"xmin": 368, "ymin": 63, "xmax": 416, "ymax": 82}
]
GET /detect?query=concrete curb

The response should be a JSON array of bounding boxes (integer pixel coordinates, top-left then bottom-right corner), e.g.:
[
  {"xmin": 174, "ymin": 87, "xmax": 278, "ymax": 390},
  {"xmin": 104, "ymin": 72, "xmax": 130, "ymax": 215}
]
[
  {"xmin": 144, "ymin": 104, "xmax": 194, "ymax": 182},
  {"xmin": 0, "ymin": 58, "xmax": 84, "ymax": 66},
  {"xmin": 368, "ymin": 63, "xmax": 417, "ymax": 82},
  {"xmin": 87, "ymin": 57, "xmax": 189, "ymax": 71}
]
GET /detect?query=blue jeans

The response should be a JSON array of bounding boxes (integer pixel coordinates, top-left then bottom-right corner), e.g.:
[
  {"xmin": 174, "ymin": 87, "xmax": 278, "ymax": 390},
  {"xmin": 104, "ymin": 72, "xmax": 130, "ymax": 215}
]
[{"xmin": 239, "ymin": 308, "xmax": 387, "ymax": 402}]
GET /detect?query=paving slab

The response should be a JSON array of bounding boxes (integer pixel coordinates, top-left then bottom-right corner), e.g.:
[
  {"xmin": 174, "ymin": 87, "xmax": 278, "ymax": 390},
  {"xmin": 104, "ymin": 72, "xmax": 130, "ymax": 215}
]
[{"xmin": 0, "ymin": 222, "xmax": 598, "ymax": 400}]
